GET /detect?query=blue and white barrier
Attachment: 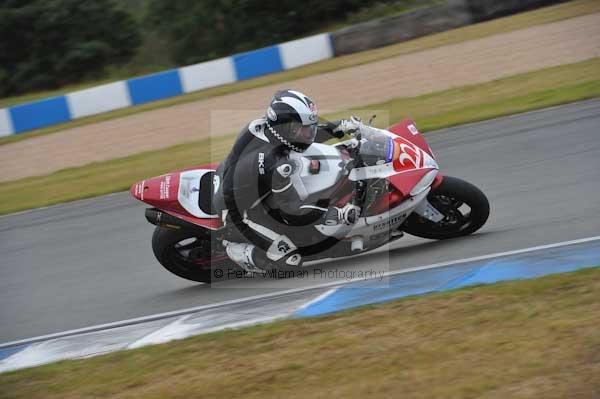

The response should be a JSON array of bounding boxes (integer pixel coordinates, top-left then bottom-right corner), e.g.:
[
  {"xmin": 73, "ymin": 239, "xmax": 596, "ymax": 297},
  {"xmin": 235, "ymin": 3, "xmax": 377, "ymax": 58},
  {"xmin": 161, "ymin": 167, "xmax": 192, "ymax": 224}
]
[
  {"xmin": 0, "ymin": 33, "xmax": 333, "ymax": 137},
  {"xmin": 8, "ymin": 96, "xmax": 71, "ymax": 134},
  {"xmin": 127, "ymin": 69, "xmax": 183, "ymax": 105},
  {"xmin": 179, "ymin": 57, "xmax": 237, "ymax": 93},
  {"xmin": 66, "ymin": 81, "xmax": 131, "ymax": 119},
  {"xmin": 0, "ymin": 108, "xmax": 13, "ymax": 137},
  {"xmin": 279, "ymin": 34, "xmax": 334, "ymax": 70},
  {"xmin": 233, "ymin": 45, "xmax": 284, "ymax": 81}
]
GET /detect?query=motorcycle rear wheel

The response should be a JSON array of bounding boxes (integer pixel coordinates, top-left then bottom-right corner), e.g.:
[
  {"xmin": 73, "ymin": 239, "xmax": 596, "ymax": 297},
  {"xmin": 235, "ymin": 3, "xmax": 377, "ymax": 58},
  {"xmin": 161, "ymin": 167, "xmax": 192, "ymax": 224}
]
[
  {"xmin": 152, "ymin": 226, "xmax": 234, "ymax": 283},
  {"xmin": 402, "ymin": 176, "xmax": 489, "ymax": 240}
]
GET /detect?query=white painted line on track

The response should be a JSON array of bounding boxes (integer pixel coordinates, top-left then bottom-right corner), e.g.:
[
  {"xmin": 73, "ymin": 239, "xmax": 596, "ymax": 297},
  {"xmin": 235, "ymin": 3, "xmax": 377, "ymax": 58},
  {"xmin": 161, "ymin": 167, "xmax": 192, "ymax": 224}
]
[
  {"xmin": 126, "ymin": 314, "xmax": 286, "ymax": 350},
  {"xmin": 2, "ymin": 235, "xmax": 599, "ymax": 349},
  {"xmin": 294, "ymin": 288, "xmax": 339, "ymax": 313}
]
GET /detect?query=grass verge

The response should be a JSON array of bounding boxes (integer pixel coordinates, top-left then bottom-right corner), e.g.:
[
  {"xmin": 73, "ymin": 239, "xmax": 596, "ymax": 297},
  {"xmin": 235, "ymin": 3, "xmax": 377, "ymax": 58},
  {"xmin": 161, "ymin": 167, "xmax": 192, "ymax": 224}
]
[
  {"xmin": 1, "ymin": 58, "xmax": 599, "ymax": 216},
  {"xmin": 0, "ymin": 0, "xmax": 598, "ymax": 146},
  {"xmin": 1, "ymin": 266, "xmax": 599, "ymax": 399}
]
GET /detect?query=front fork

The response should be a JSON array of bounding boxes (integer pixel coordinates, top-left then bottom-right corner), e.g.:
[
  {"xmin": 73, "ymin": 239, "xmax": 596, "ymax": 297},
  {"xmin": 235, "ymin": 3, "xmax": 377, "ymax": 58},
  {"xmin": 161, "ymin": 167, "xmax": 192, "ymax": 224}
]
[
  {"xmin": 412, "ymin": 198, "xmax": 445, "ymax": 222},
  {"xmin": 412, "ymin": 174, "xmax": 445, "ymax": 222}
]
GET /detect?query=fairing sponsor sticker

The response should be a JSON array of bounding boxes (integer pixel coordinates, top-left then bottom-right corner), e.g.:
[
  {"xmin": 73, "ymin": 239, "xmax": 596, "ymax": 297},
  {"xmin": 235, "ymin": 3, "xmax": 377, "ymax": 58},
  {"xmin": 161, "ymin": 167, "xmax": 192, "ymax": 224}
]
[
  {"xmin": 160, "ymin": 175, "xmax": 172, "ymax": 200},
  {"xmin": 407, "ymin": 123, "xmax": 419, "ymax": 135}
]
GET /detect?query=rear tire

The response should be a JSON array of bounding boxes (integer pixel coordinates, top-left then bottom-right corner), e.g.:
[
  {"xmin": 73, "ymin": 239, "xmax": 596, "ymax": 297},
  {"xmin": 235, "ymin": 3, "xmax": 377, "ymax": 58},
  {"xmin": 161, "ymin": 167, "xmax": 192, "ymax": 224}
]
[
  {"xmin": 402, "ymin": 176, "xmax": 489, "ymax": 240},
  {"xmin": 152, "ymin": 226, "xmax": 234, "ymax": 283}
]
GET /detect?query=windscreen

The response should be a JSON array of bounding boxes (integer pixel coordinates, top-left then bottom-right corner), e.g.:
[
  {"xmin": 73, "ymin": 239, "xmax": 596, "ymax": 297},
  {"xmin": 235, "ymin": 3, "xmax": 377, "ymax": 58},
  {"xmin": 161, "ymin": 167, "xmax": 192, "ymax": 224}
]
[{"xmin": 358, "ymin": 126, "xmax": 394, "ymax": 166}]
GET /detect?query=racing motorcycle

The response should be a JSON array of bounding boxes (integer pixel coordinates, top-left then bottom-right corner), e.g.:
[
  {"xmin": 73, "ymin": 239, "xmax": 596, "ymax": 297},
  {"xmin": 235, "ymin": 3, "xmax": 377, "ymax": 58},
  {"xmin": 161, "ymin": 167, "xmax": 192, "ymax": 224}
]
[{"xmin": 131, "ymin": 118, "xmax": 490, "ymax": 283}]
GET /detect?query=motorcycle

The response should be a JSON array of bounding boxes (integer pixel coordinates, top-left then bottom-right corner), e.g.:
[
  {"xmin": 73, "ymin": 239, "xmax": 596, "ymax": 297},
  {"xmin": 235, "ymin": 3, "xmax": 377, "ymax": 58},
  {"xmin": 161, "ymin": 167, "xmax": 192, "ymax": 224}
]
[{"xmin": 131, "ymin": 118, "xmax": 490, "ymax": 283}]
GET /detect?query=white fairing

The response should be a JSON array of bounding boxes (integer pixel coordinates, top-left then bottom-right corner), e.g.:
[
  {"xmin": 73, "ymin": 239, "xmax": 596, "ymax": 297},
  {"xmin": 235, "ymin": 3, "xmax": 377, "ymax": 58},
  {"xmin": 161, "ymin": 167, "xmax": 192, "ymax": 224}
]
[
  {"xmin": 214, "ymin": 122, "xmax": 440, "ymax": 253},
  {"xmin": 348, "ymin": 146, "xmax": 438, "ymax": 182},
  {"xmin": 287, "ymin": 124, "xmax": 440, "ymax": 246},
  {"xmin": 178, "ymin": 170, "xmax": 218, "ymax": 218},
  {"xmin": 288, "ymin": 143, "xmax": 344, "ymax": 200},
  {"xmin": 348, "ymin": 163, "xmax": 397, "ymax": 181}
]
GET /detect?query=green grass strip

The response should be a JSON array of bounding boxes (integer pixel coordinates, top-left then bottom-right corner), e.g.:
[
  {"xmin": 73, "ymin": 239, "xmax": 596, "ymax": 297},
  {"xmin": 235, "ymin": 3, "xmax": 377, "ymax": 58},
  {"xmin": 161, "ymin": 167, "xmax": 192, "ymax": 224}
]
[
  {"xmin": 0, "ymin": 58, "xmax": 598, "ymax": 215},
  {"xmin": 1, "ymin": 58, "xmax": 599, "ymax": 215},
  {"xmin": 1, "ymin": 266, "xmax": 598, "ymax": 398}
]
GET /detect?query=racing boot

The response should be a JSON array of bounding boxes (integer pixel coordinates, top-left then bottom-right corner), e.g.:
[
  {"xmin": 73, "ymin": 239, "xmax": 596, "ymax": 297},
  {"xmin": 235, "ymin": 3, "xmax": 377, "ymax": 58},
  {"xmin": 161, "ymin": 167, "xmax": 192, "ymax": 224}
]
[{"xmin": 222, "ymin": 240, "xmax": 265, "ymax": 275}]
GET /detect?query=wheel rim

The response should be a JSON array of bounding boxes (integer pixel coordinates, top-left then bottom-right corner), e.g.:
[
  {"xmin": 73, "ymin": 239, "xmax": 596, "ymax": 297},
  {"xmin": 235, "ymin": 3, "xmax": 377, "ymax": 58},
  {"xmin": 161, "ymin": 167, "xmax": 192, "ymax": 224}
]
[
  {"xmin": 169, "ymin": 237, "xmax": 230, "ymax": 267},
  {"xmin": 423, "ymin": 194, "xmax": 474, "ymax": 234},
  {"xmin": 168, "ymin": 237, "xmax": 214, "ymax": 271}
]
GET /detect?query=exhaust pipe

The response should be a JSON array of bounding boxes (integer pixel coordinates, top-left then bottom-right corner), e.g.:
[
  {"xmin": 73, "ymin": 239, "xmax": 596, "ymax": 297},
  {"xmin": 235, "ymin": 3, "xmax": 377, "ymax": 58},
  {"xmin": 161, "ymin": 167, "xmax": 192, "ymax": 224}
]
[{"xmin": 145, "ymin": 208, "xmax": 207, "ymax": 234}]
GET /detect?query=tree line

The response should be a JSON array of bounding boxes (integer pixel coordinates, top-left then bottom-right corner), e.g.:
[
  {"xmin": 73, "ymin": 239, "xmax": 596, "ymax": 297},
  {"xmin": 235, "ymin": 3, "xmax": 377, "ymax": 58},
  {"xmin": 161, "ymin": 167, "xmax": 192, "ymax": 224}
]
[{"xmin": 0, "ymin": 0, "xmax": 400, "ymax": 97}]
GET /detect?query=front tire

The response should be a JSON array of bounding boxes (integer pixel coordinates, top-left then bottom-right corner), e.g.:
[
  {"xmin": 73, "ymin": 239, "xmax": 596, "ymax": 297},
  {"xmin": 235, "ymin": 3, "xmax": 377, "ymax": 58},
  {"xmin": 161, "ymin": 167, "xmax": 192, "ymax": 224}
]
[
  {"xmin": 152, "ymin": 226, "xmax": 234, "ymax": 283},
  {"xmin": 402, "ymin": 176, "xmax": 489, "ymax": 240}
]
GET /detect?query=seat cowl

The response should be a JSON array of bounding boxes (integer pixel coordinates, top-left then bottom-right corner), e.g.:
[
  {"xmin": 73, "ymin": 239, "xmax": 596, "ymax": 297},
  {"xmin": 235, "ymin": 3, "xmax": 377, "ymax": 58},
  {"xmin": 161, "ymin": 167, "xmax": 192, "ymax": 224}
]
[{"xmin": 178, "ymin": 169, "xmax": 219, "ymax": 218}]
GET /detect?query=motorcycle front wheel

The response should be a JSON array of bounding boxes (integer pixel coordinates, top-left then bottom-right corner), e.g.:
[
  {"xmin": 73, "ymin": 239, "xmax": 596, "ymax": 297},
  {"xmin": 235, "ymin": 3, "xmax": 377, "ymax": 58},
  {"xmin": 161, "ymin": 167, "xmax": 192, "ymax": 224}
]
[{"xmin": 402, "ymin": 176, "xmax": 490, "ymax": 240}]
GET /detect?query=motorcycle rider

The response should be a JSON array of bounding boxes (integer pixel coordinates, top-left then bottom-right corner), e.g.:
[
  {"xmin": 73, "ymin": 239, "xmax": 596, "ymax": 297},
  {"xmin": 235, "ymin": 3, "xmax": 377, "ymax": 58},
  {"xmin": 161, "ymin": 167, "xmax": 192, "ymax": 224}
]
[{"xmin": 214, "ymin": 89, "xmax": 361, "ymax": 273}]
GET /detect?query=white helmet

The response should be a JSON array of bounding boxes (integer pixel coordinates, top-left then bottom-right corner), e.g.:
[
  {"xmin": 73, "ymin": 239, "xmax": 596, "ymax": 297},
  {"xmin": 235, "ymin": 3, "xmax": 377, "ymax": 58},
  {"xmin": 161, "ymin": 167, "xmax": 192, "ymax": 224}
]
[{"xmin": 265, "ymin": 89, "xmax": 318, "ymax": 152}]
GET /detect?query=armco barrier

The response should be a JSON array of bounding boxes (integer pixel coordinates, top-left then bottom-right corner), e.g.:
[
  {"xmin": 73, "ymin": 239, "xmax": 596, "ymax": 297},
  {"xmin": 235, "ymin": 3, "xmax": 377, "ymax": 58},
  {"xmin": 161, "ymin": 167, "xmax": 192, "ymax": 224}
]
[
  {"xmin": 0, "ymin": 32, "xmax": 333, "ymax": 137},
  {"xmin": 465, "ymin": 0, "xmax": 567, "ymax": 21},
  {"xmin": 331, "ymin": 0, "xmax": 473, "ymax": 56},
  {"xmin": 329, "ymin": 0, "xmax": 565, "ymax": 56}
]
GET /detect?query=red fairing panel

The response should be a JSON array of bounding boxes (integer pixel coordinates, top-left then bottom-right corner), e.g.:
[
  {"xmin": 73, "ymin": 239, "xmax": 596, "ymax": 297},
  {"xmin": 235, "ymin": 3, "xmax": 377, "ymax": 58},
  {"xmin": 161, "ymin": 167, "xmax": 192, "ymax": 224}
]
[
  {"xmin": 432, "ymin": 173, "xmax": 444, "ymax": 190},
  {"xmin": 130, "ymin": 162, "xmax": 224, "ymax": 230},
  {"xmin": 130, "ymin": 172, "xmax": 183, "ymax": 211},
  {"xmin": 386, "ymin": 169, "xmax": 429, "ymax": 197},
  {"xmin": 387, "ymin": 119, "xmax": 443, "ymax": 192},
  {"xmin": 388, "ymin": 119, "xmax": 434, "ymax": 157}
]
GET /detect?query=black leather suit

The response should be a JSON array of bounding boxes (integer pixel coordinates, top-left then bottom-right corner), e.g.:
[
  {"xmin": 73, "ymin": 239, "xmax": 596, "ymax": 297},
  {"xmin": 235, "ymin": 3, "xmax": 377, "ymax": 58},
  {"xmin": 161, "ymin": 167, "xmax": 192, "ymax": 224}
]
[{"xmin": 214, "ymin": 117, "xmax": 342, "ymax": 268}]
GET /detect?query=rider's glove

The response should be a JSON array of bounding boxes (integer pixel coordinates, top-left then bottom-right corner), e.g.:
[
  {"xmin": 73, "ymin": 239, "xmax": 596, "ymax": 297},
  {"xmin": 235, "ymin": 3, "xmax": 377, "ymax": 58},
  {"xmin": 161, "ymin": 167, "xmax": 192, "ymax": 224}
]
[
  {"xmin": 324, "ymin": 204, "xmax": 361, "ymax": 226},
  {"xmin": 333, "ymin": 117, "xmax": 361, "ymax": 135}
]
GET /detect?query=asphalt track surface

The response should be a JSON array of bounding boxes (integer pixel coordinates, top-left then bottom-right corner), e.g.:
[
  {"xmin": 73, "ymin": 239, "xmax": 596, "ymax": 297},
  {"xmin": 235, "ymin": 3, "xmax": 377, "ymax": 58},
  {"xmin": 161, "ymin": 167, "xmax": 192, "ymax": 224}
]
[{"xmin": 1, "ymin": 100, "xmax": 599, "ymax": 343}]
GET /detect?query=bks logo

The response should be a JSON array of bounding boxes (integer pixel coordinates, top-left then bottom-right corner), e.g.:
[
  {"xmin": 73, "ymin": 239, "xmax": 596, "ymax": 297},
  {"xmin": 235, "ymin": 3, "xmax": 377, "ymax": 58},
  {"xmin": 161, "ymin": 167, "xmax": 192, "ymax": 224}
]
[{"xmin": 258, "ymin": 153, "xmax": 265, "ymax": 175}]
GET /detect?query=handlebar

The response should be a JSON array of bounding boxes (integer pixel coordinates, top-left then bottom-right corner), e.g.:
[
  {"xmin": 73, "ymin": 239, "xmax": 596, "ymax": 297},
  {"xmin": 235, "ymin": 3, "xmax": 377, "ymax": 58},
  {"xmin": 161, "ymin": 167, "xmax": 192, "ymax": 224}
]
[
  {"xmin": 346, "ymin": 124, "xmax": 367, "ymax": 214},
  {"xmin": 344, "ymin": 114, "xmax": 377, "ymax": 215}
]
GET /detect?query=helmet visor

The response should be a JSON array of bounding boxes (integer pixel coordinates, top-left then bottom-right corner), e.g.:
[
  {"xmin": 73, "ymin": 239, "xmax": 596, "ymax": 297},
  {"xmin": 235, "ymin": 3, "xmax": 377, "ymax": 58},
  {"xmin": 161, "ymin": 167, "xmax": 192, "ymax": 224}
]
[{"xmin": 289, "ymin": 122, "xmax": 317, "ymax": 146}]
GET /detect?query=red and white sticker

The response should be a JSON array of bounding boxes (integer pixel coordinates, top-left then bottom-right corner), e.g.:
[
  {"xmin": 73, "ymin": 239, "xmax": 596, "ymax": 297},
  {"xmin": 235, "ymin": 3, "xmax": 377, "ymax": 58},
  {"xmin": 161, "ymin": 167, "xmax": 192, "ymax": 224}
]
[{"xmin": 159, "ymin": 175, "xmax": 171, "ymax": 200}]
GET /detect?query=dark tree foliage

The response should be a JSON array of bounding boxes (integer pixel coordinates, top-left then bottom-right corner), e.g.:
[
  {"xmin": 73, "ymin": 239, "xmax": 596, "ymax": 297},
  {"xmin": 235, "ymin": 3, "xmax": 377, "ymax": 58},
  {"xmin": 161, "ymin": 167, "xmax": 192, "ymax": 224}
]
[
  {"xmin": 0, "ymin": 0, "xmax": 141, "ymax": 96},
  {"xmin": 146, "ymin": 0, "xmax": 375, "ymax": 65}
]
